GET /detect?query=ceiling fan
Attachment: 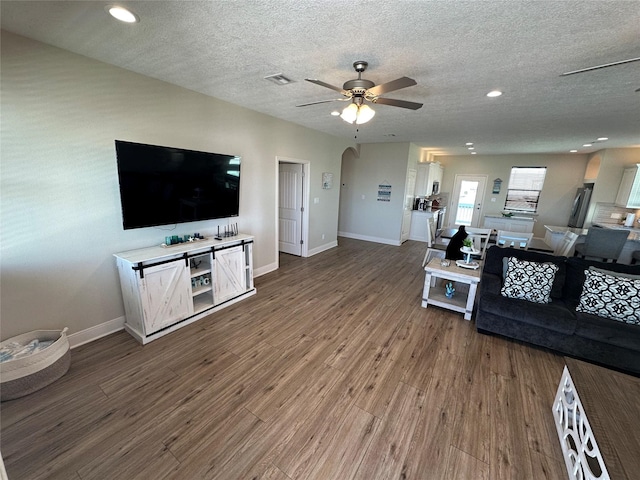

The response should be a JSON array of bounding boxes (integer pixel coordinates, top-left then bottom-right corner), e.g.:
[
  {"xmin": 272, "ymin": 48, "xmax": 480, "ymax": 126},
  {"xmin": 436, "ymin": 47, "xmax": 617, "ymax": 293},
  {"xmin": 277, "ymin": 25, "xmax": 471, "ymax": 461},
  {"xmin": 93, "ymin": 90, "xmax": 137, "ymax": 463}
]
[
  {"xmin": 559, "ymin": 56, "xmax": 640, "ymax": 92},
  {"xmin": 297, "ymin": 61, "xmax": 423, "ymax": 124}
]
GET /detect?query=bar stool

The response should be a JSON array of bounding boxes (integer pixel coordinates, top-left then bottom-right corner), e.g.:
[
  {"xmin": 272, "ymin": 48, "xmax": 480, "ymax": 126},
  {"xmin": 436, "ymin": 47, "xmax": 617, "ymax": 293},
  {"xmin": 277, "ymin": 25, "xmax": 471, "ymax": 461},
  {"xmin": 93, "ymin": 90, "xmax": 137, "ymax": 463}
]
[
  {"xmin": 632, "ymin": 250, "xmax": 640, "ymax": 265},
  {"xmin": 573, "ymin": 227, "xmax": 629, "ymax": 263}
]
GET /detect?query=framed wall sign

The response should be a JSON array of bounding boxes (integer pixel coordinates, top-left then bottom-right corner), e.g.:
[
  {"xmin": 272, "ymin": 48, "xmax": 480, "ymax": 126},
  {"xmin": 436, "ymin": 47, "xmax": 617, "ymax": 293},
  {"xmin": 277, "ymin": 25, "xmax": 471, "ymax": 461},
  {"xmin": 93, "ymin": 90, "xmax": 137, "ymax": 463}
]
[{"xmin": 322, "ymin": 172, "xmax": 333, "ymax": 189}]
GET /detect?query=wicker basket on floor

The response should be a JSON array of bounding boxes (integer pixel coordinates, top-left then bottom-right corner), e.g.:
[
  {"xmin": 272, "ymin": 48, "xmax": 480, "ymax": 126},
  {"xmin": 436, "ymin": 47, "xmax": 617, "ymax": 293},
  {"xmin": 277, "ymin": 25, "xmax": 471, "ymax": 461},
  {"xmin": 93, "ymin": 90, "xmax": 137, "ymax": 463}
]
[{"xmin": 1, "ymin": 328, "xmax": 71, "ymax": 401}]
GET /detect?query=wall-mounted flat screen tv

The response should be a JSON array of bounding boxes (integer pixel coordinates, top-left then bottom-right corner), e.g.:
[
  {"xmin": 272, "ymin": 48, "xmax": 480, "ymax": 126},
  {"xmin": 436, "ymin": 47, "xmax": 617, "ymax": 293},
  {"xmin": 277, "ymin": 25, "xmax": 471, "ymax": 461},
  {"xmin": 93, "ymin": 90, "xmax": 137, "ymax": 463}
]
[{"xmin": 115, "ymin": 140, "xmax": 241, "ymax": 230}]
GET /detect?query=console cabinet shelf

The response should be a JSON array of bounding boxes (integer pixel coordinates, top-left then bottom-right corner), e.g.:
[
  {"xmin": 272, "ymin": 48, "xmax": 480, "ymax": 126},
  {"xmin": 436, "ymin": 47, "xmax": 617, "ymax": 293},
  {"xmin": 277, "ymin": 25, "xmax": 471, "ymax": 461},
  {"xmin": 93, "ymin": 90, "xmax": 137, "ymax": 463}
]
[{"xmin": 114, "ymin": 234, "xmax": 255, "ymax": 344}]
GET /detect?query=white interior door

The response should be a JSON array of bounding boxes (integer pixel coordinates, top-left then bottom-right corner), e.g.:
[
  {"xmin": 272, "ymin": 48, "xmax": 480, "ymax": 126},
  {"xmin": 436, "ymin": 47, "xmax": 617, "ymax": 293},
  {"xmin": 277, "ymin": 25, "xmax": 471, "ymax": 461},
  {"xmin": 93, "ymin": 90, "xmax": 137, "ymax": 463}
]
[
  {"xmin": 450, "ymin": 175, "xmax": 488, "ymax": 227},
  {"xmin": 279, "ymin": 163, "xmax": 304, "ymax": 255}
]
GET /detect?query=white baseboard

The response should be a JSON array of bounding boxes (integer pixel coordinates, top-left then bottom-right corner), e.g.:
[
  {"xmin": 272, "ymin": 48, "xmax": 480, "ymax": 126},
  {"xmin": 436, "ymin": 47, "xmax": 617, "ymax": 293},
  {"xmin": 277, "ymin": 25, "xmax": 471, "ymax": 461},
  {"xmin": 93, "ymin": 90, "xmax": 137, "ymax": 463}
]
[
  {"xmin": 338, "ymin": 231, "xmax": 401, "ymax": 246},
  {"xmin": 254, "ymin": 261, "xmax": 278, "ymax": 277},
  {"xmin": 308, "ymin": 240, "xmax": 338, "ymax": 256},
  {"xmin": 68, "ymin": 316, "xmax": 125, "ymax": 349}
]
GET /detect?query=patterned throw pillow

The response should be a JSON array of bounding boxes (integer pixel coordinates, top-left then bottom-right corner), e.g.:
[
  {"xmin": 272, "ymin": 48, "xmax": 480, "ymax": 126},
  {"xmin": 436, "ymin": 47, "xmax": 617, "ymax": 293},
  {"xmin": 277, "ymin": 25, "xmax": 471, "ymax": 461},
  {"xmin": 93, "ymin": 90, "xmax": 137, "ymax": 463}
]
[
  {"xmin": 577, "ymin": 269, "xmax": 640, "ymax": 324},
  {"xmin": 500, "ymin": 257, "xmax": 559, "ymax": 304}
]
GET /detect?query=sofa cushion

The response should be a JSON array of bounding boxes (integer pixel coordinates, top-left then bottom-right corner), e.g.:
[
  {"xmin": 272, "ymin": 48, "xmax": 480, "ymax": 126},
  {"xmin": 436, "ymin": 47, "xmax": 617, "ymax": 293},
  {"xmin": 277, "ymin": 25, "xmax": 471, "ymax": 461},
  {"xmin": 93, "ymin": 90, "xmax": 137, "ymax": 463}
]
[
  {"xmin": 479, "ymin": 291, "xmax": 576, "ymax": 334},
  {"xmin": 485, "ymin": 246, "xmax": 566, "ymax": 298},
  {"xmin": 501, "ymin": 257, "xmax": 559, "ymax": 304},
  {"xmin": 564, "ymin": 257, "xmax": 640, "ymax": 310},
  {"xmin": 575, "ymin": 312, "xmax": 640, "ymax": 352},
  {"xmin": 576, "ymin": 268, "xmax": 640, "ymax": 324}
]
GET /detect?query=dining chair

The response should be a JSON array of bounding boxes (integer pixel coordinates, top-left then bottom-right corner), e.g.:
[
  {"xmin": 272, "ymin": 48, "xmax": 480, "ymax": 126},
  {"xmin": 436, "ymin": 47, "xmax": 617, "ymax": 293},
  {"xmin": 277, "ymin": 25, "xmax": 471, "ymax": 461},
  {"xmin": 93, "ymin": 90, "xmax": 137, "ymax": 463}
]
[
  {"xmin": 573, "ymin": 227, "xmax": 629, "ymax": 263},
  {"xmin": 496, "ymin": 230, "xmax": 534, "ymax": 250},
  {"xmin": 422, "ymin": 216, "xmax": 448, "ymax": 266},
  {"xmin": 553, "ymin": 231, "xmax": 579, "ymax": 256},
  {"xmin": 465, "ymin": 227, "xmax": 492, "ymax": 260}
]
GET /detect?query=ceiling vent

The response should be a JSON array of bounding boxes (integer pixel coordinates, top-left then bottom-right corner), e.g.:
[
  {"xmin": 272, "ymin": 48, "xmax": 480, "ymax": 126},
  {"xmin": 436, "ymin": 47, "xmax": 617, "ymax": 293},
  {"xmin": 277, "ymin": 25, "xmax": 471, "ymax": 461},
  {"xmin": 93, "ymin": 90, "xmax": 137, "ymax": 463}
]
[{"xmin": 264, "ymin": 73, "xmax": 293, "ymax": 85}]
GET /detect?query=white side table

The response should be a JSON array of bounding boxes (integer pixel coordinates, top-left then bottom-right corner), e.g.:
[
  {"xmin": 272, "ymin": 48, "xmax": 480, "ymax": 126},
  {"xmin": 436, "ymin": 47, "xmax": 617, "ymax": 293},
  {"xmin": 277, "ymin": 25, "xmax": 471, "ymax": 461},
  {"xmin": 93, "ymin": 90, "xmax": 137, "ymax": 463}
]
[{"xmin": 421, "ymin": 257, "xmax": 481, "ymax": 320}]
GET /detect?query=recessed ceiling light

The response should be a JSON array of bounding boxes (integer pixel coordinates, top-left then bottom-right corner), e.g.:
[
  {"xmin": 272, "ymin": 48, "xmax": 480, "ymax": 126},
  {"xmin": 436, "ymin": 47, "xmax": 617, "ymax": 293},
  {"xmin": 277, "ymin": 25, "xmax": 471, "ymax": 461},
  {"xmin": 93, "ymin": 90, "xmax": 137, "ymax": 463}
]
[
  {"xmin": 597, "ymin": 137, "xmax": 609, "ymax": 141},
  {"xmin": 583, "ymin": 143, "xmax": 592, "ymax": 147},
  {"xmin": 107, "ymin": 6, "xmax": 139, "ymax": 23},
  {"xmin": 465, "ymin": 142, "xmax": 474, "ymax": 146},
  {"xmin": 330, "ymin": 111, "xmax": 340, "ymax": 116},
  {"xmin": 471, "ymin": 151, "xmax": 477, "ymax": 155},
  {"xmin": 570, "ymin": 150, "xmax": 578, "ymax": 153},
  {"xmin": 468, "ymin": 147, "xmax": 475, "ymax": 150},
  {"xmin": 486, "ymin": 90, "xmax": 502, "ymax": 98}
]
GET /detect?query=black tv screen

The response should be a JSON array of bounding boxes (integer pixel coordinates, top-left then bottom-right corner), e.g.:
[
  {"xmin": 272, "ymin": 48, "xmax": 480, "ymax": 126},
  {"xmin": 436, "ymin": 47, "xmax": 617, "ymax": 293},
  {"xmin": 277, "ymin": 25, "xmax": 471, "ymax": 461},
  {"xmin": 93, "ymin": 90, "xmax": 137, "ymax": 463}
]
[{"xmin": 115, "ymin": 140, "xmax": 241, "ymax": 230}]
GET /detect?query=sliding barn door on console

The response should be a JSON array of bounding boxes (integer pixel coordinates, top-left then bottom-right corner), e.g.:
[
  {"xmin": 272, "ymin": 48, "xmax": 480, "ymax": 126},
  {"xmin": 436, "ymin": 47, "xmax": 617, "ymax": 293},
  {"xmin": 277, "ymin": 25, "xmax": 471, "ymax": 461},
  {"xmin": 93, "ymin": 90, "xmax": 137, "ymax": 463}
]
[{"xmin": 140, "ymin": 261, "xmax": 193, "ymax": 335}]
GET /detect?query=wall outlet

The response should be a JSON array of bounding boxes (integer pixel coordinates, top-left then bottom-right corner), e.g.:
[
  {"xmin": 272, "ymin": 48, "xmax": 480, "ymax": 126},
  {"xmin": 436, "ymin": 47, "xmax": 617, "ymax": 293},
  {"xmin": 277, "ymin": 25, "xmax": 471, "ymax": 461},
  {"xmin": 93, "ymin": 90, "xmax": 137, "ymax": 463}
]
[
  {"xmin": 314, "ymin": 197, "xmax": 320, "ymax": 204},
  {"xmin": 361, "ymin": 194, "xmax": 366, "ymax": 200},
  {"xmin": 491, "ymin": 197, "xmax": 496, "ymax": 202},
  {"xmin": 321, "ymin": 234, "xmax": 325, "ymax": 240}
]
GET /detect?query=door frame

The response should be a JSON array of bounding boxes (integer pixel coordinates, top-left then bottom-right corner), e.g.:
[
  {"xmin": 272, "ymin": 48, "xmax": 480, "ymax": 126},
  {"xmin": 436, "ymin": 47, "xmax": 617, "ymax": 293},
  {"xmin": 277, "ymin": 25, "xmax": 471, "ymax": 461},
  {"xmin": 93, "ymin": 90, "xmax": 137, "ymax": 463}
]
[
  {"xmin": 450, "ymin": 174, "xmax": 488, "ymax": 228},
  {"xmin": 275, "ymin": 156, "xmax": 310, "ymax": 264}
]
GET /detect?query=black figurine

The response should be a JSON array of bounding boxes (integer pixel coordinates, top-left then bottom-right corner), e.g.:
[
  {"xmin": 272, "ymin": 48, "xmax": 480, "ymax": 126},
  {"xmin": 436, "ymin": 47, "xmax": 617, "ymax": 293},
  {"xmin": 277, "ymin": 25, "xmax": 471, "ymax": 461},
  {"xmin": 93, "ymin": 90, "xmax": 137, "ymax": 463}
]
[{"xmin": 445, "ymin": 225, "xmax": 468, "ymax": 260}]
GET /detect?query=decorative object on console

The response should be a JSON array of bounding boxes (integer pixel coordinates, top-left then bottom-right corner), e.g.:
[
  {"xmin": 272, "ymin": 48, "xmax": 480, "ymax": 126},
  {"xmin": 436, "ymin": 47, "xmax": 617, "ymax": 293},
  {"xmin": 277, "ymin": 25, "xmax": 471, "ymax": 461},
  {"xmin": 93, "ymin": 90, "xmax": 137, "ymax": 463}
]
[
  {"xmin": 215, "ymin": 223, "xmax": 239, "ymax": 240},
  {"xmin": 163, "ymin": 232, "xmax": 206, "ymax": 247}
]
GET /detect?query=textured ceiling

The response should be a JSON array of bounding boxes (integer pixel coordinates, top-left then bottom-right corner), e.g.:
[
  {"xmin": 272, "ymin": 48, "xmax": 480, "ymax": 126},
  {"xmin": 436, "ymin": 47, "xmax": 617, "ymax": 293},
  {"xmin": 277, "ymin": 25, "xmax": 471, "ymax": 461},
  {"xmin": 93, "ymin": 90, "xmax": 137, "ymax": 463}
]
[{"xmin": 2, "ymin": 0, "xmax": 639, "ymax": 156}]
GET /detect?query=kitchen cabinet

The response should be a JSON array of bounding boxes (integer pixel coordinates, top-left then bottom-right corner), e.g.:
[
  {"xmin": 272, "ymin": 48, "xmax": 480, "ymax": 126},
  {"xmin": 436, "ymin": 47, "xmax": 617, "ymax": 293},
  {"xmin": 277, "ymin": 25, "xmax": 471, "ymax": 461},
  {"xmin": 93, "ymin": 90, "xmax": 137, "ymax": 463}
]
[
  {"xmin": 615, "ymin": 164, "xmax": 640, "ymax": 208},
  {"xmin": 483, "ymin": 215, "xmax": 534, "ymax": 233},
  {"xmin": 114, "ymin": 234, "xmax": 255, "ymax": 344},
  {"xmin": 409, "ymin": 210, "xmax": 439, "ymax": 242},
  {"xmin": 415, "ymin": 162, "xmax": 443, "ymax": 197}
]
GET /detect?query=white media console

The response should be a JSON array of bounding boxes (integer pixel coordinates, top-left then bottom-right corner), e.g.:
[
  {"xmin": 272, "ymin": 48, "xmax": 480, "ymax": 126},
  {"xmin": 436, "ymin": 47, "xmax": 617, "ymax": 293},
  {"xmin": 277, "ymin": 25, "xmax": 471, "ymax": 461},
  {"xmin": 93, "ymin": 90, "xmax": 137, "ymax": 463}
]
[{"xmin": 114, "ymin": 234, "xmax": 255, "ymax": 344}]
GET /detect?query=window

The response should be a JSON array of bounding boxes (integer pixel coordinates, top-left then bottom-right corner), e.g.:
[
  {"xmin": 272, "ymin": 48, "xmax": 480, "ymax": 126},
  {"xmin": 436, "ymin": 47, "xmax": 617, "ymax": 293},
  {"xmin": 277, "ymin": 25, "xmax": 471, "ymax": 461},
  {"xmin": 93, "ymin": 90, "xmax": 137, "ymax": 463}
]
[{"xmin": 504, "ymin": 167, "xmax": 547, "ymax": 213}]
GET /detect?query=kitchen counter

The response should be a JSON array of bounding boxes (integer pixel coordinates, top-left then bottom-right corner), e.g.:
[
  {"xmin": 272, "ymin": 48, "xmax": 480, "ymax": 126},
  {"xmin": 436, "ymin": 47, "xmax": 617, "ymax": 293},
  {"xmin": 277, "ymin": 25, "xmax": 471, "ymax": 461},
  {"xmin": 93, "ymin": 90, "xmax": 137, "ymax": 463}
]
[
  {"xmin": 409, "ymin": 210, "xmax": 440, "ymax": 242},
  {"xmin": 595, "ymin": 223, "xmax": 640, "ymax": 242},
  {"xmin": 485, "ymin": 214, "xmax": 535, "ymax": 222}
]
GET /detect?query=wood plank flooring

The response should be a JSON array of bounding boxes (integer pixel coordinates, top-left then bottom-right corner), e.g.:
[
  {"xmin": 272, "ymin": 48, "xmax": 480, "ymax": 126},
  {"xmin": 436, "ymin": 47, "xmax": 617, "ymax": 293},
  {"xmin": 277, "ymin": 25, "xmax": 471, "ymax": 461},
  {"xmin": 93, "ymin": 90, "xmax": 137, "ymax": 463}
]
[{"xmin": 1, "ymin": 237, "xmax": 569, "ymax": 479}]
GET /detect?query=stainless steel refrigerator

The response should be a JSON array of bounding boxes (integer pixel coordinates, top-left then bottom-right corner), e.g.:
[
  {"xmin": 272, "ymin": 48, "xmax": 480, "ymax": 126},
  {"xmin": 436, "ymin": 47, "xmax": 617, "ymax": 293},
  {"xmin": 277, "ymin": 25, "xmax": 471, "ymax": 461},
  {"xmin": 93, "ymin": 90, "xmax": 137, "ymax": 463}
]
[{"xmin": 568, "ymin": 186, "xmax": 592, "ymax": 228}]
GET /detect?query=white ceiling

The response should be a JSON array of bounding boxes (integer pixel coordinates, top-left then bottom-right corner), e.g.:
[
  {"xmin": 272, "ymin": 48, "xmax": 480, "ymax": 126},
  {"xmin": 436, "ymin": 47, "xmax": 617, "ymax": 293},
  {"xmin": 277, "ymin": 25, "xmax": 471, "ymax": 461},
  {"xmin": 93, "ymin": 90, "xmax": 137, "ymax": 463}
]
[{"xmin": 2, "ymin": 0, "xmax": 639, "ymax": 156}]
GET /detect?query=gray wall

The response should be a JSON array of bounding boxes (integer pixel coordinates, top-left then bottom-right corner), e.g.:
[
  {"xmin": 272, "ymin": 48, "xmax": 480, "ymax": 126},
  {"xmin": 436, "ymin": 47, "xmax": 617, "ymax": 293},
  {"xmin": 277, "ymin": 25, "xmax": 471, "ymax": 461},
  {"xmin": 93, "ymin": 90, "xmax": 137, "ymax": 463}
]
[
  {"xmin": 338, "ymin": 143, "xmax": 415, "ymax": 245},
  {"xmin": 1, "ymin": 31, "xmax": 353, "ymax": 341},
  {"xmin": 436, "ymin": 153, "xmax": 590, "ymax": 237}
]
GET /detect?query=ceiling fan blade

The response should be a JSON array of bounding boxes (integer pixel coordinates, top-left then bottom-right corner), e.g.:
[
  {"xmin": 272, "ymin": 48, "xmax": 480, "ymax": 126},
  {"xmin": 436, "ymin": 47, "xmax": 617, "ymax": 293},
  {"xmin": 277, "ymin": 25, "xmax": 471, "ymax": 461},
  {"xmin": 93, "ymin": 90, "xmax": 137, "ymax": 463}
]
[
  {"xmin": 372, "ymin": 97, "xmax": 423, "ymax": 110},
  {"xmin": 367, "ymin": 76, "xmax": 417, "ymax": 96},
  {"xmin": 296, "ymin": 99, "xmax": 347, "ymax": 107},
  {"xmin": 560, "ymin": 57, "xmax": 640, "ymax": 76},
  {"xmin": 305, "ymin": 78, "xmax": 347, "ymax": 94}
]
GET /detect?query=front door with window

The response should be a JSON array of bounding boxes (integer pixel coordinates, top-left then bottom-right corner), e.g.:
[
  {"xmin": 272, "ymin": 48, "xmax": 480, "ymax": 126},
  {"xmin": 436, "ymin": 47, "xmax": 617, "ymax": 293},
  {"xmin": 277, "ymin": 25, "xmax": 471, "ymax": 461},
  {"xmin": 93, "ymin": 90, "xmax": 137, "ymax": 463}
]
[{"xmin": 450, "ymin": 175, "xmax": 487, "ymax": 227}]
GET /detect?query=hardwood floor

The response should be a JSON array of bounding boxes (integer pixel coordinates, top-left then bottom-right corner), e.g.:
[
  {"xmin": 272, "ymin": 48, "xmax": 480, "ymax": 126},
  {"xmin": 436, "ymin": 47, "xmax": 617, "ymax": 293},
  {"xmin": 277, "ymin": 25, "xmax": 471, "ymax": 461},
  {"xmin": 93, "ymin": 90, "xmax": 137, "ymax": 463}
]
[{"xmin": 1, "ymin": 237, "xmax": 568, "ymax": 479}]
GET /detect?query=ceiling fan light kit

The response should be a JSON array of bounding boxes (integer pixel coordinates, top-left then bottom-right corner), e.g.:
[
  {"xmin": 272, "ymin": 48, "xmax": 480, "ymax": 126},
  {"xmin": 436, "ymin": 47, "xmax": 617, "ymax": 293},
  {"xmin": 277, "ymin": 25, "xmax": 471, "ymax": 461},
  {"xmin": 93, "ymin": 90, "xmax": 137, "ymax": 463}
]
[
  {"xmin": 340, "ymin": 103, "xmax": 376, "ymax": 125},
  {"xmin": 299, "ymin": 60, "xmax": 423, "ymax": 125}
]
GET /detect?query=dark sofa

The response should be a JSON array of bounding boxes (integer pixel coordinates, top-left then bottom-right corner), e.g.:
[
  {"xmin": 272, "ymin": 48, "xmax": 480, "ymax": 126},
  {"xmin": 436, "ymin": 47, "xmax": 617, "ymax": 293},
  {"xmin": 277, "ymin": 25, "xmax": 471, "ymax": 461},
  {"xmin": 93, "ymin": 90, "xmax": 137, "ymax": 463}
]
[{"xmin": 476, "ymin": 246, "xmax": 640, "ymax": 376}]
